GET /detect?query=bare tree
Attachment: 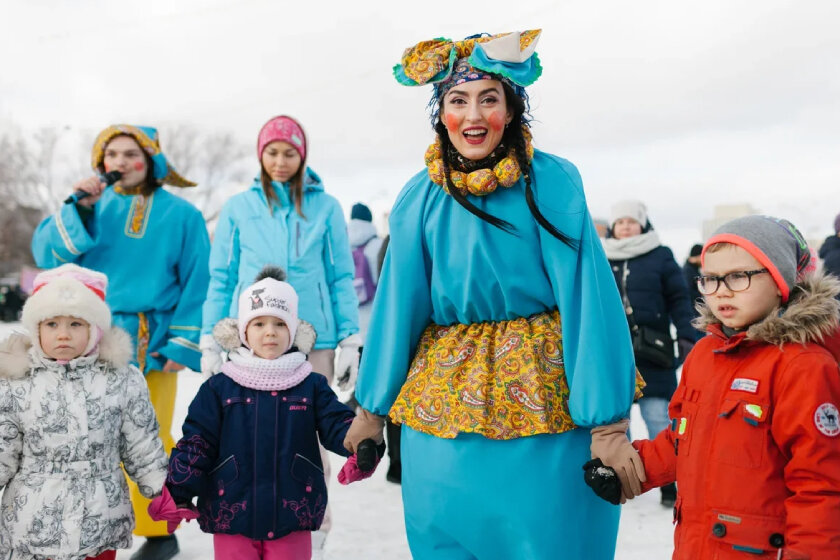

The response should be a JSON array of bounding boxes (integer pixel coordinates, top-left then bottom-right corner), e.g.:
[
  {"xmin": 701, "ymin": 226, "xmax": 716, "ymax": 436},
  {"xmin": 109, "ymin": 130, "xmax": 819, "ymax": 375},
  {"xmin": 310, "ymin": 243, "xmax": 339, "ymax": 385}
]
[{"xmin": 163, "ymin": 125, "xmax": 249, "ymax": 223}]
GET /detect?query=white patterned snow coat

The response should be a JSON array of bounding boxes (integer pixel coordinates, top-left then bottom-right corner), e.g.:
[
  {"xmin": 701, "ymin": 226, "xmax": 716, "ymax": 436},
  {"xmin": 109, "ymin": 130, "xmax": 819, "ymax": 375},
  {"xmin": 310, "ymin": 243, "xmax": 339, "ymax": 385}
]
[{"xmin": 0, "ymin": 329, "xmax": 168, "ymax": 560}]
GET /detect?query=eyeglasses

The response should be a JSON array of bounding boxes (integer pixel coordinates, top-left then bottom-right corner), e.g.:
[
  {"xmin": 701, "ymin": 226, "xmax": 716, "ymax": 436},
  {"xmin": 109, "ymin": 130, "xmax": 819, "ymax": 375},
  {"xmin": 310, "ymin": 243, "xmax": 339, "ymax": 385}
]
[{"xmin": 696, "ymin": 268, "xmax": 769, "ymax": 295}]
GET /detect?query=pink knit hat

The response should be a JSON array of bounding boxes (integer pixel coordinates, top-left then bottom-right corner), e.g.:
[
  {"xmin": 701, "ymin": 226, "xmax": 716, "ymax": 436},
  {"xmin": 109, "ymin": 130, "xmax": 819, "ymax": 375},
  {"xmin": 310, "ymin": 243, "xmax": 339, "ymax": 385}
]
[{"xmin": 257, "ymin": 115, "xmax": 306, "ymax": 160}]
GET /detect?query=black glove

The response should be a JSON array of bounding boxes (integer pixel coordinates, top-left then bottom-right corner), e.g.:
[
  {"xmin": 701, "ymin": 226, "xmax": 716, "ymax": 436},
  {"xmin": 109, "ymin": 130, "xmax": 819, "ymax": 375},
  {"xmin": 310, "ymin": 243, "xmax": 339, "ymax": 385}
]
[
  {"xmin": 677, "ymin": 338, "xmax": 695, "ymax": 364},
  {"xmin": 356, "ymin": 438, "xmax": 387, "ymax": 472},
  {"xmin": 582, "ymin": 458, "xmax": 623, "ymax": 505}
]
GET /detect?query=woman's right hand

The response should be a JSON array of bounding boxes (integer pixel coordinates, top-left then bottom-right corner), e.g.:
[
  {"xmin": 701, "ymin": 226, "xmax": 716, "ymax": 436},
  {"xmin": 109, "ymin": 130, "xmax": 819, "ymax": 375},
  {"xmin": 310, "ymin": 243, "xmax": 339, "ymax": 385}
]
[{"xmin": 71, "ymin": 175, "xmax": 107, "ymax": 207}]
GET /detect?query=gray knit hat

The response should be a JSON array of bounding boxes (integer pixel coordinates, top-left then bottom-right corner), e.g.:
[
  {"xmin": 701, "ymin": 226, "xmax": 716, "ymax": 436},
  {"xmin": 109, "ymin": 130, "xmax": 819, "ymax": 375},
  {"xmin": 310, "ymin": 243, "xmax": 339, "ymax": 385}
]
[{"xmin": 702, "ymin": 215, "xmax": 814, "ymax": 303}]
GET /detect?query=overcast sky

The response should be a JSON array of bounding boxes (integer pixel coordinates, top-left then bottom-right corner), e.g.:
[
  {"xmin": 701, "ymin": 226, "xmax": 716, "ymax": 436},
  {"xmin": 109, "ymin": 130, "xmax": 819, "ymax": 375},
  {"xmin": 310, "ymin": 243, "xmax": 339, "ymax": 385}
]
[{"xmin": 2, "ymin": 0, "xmax": 838, "ymax": 259}]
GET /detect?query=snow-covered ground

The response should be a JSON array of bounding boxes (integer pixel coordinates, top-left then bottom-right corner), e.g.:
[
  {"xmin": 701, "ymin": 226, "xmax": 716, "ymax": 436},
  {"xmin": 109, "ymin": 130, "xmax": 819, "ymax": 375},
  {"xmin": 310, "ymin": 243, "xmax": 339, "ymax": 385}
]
[{"xmin": 0, "ymin": 322, "xmax": 673, "ymax": 559}]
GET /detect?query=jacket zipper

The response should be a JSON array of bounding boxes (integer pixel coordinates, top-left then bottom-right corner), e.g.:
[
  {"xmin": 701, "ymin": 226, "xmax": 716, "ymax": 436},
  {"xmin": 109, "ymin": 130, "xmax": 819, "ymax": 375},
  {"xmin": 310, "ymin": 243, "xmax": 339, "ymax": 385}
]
[
  {"xmin": 318, "ymin": 283, "xmax": 329, "ymax": 327},
  {"xmin": 296, "ymin": 222, "xmax": 301, "ymax": 258},
  {"xmin": 273, "ymin": 396, "xmax": 279, "ymax": 534}
]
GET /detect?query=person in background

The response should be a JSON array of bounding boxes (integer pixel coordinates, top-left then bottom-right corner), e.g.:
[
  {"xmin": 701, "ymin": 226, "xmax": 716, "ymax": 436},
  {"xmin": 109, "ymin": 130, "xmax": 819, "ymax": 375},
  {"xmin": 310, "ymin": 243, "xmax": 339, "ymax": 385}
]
[
  {"xmin": 683, "ymin": 243, "xmax": 704, "ymax": 322},
  {"xmin": 602, "ymin": 199, "xmax": 698, "ymax": 508},
  {"xmin": 819, "ymin": 212, "xmax": 840, "ymax": 296},
  {"xmin": 347, "ymin": 202, "xmax": 385, "ymax": 338},
  {"xmin": 593, "ymin": 217, "xmax": 609, "ymax": 239},
  {"xmin": 199, "ymin": 115, "xmax": 360, "ymax": 547},
  {"xmin": 0, "ymin": 264, "xmax": 169, "ymax": 560},
  {"xmin": 31, "ymin": 124, "xmax": 209, "ymax": 560}
]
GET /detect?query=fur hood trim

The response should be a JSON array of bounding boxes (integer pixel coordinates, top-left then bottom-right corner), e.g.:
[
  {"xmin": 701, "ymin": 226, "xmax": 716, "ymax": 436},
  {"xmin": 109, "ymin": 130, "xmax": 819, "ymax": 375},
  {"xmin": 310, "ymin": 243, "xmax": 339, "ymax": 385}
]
[
  {"xmin": 0, "ymin": 326, "xmax": 134, "ymax": 380},
  {"xmin": 694, "ymin": 271, "xmax": 840, "ymax": 346},
  {"xmin": 213, "ymin": 318, "xmax": 317, "ymax": 355}
]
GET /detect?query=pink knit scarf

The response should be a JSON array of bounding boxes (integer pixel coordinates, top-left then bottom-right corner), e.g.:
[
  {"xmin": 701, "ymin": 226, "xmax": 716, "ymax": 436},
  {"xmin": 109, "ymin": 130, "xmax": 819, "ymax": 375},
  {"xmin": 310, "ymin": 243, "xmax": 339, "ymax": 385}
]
[{"xmin": 221, "ymin": 348, "xmax": 312, "ymax": 391}]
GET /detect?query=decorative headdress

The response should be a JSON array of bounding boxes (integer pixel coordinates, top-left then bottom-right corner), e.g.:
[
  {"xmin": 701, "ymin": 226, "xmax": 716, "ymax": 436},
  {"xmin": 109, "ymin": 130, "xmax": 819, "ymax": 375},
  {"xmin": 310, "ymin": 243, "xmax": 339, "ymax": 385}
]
[
  {"xmin": 91, "ymin": 125, "xmax": 196, "ymax": 188},
  {"xmin": 394, "ymin": 31, "xmax": 543, "ymax": 197},
  {"xmin": 393, "ymin": 29, "xmax": 543, "ymax": 96}
]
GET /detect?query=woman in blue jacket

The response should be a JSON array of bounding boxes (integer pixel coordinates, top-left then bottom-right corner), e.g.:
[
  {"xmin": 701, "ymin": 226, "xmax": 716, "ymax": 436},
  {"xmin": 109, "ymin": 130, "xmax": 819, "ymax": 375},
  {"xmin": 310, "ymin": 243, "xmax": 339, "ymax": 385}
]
[
  {"xmin": 343, "ymin": 30, "xmax": 643, "ymax": 559},
  {"xmin": 201, "ymin": 115, "xmax": 361, "ymax": 387},
  {"xmin": 602, "ymin": 199, "xmax": 698, "ymax": 507}
]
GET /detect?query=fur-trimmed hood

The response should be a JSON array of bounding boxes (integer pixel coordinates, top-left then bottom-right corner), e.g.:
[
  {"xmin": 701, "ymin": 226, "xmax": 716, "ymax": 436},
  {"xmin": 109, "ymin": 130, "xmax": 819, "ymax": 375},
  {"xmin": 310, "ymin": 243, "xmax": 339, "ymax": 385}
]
[
  {"xmin": 0, "ymin": 326, "xmax": 134, "ymax": 380},
  {"xmin": 694, "ymin": 271, "xmax": 840, "ymax": 351}
]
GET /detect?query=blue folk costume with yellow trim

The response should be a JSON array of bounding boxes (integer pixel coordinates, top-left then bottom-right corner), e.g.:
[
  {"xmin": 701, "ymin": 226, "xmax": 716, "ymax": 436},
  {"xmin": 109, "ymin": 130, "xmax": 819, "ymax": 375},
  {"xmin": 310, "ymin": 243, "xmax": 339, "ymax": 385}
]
[
  {"xmin": 356, "ymin": 31, "xmax": 639, "ymax": 559},
  {"xmin": 32, "ymin": 125, "xmax": 210, "ymax": 539},
  {"xmin": 32, "ymin": 125, "xmax": 209, "ymax": 374}
]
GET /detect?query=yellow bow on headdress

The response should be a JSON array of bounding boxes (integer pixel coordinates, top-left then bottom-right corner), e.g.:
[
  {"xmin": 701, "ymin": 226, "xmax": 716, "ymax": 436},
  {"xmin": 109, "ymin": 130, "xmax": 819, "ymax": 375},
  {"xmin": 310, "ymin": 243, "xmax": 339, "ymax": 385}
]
[{"xmin": 394, "ymin": 30, "xmax": 542, "ymax": 87}]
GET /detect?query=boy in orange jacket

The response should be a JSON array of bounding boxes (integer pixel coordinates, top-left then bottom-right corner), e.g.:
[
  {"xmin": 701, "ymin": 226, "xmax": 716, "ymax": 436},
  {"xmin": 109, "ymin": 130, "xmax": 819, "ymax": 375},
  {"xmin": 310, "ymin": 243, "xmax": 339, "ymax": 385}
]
[{"xmin": 586, "ymin": 215, "xmax": 840, "ymax": 559}]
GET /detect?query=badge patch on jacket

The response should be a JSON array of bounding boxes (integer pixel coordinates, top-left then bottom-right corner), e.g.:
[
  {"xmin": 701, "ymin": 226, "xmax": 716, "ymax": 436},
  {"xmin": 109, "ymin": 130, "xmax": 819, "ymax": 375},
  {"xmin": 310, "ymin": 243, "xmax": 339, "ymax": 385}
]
[
  {"xmin": 730, "ymin": 378, "xmax": 759, "ymax": 393},
  {"xmin": 814, "ymin": 403, "xmax": 840, "ymax": 437}
]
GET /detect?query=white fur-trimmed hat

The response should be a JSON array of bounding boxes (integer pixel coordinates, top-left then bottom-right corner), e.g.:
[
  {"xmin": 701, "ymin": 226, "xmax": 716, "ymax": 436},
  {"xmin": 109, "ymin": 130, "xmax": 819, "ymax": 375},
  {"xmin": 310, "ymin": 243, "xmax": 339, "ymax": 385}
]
[
  {"xmin": 22, "ymin": 264, "xmax": 112, "ymax": 356},
  {"xmin": 238, "ymin": 266, "xmax": 299, "ymax": 352}
]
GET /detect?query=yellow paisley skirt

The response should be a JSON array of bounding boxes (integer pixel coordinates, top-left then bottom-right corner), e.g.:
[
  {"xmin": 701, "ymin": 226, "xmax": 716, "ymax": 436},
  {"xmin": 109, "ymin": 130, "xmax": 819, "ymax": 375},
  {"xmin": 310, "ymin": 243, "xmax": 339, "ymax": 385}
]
[{"xmin": 389, "ymin": 310, "xmax": 576, "ymax": 440}]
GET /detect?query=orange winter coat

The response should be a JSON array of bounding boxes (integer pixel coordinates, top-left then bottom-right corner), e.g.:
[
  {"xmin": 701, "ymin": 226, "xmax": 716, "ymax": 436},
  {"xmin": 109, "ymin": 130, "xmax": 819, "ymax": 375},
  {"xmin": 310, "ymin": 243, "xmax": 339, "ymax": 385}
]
[{"xmin": 634, "ymin": 273, "xmax": 840, "ymax": 560}]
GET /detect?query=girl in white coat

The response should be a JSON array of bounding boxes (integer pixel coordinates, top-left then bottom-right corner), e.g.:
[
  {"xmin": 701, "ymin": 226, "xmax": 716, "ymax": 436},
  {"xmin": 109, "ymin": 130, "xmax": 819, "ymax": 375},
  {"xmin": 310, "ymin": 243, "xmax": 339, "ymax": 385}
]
[{"xmin": 0, "ymin": 264, "xmax": 168, "ymax": 560}]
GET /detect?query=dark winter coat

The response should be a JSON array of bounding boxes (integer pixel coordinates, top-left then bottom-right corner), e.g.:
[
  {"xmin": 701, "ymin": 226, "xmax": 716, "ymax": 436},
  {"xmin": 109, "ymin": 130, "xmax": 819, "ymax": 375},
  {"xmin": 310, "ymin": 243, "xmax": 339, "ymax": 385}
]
[
  {"xmin": 166, "ymin": 371, "xmax": 353, "ymax": 541},
  {"xmin": 609, "ymin": 246, "xmax": 698, "ymax": 399},
  {"xmin": 819, "ymin": 235, "xmax": 840, "ymax": 281},
  {"xmin": 681, "ymin": 261, "xmax": 703, "ymax": 321}
]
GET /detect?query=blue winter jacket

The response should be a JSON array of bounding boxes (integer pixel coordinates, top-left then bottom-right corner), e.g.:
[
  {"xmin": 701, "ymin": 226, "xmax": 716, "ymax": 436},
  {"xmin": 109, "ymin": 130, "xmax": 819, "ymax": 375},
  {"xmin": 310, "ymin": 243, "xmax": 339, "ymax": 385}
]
[
  {"xmin": 166, "ymin": 370, "xmax": 353, "ymax": 540},
  {"xmin": 202, "ymin": 169, "xmax": 359, "ymax": 350},
  {"xmin": 609, "ymin": 245, "xmax": 697, "ymax": 399}
]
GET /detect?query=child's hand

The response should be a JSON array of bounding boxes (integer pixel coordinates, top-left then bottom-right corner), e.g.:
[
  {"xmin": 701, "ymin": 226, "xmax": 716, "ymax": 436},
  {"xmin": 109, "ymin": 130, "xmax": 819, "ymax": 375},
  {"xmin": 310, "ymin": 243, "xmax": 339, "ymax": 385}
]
[
  {"xmin": 582, "ymin": 458, "xmax": 624, "ymax": 505},
  {"xmin": 337, "ymin": 439, "xmax": 386, "ymax": 485},
  {"xmin": 147, "ymin": 486, "xmax": 200, "ymax": 533}
]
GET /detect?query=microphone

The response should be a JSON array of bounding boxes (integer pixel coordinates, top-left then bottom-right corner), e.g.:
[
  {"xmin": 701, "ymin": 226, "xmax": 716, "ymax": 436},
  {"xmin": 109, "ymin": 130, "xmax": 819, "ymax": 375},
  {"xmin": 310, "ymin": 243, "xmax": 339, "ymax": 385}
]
[{"xmin": 63, "ymin": 170, "xmax": 123, "ymax": 205}]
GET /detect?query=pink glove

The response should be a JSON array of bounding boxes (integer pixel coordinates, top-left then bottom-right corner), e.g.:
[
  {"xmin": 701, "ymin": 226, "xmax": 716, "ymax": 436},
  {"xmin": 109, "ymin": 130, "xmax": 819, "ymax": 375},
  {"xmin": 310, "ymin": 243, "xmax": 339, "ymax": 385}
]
[
  {"xmin": 147, "ymin": 486, "xmax": 200, "ymax": 533},
  {"xmin": 337, "ymin": 440, "xmax": 385, "ymax": 485}
]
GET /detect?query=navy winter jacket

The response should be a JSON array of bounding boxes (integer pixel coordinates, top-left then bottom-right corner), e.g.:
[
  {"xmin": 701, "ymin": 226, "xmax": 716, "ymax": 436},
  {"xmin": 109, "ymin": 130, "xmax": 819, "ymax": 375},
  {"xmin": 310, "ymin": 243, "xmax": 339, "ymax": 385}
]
[
  {"xmin": 166, "ymin": 371, "xmax": 354, "ymax": 540},
  {"xmin": 820, "ymin": 235, "xmax": 840, "ymax": 281},
  {"xmin": 609, "ymin": 246, "xmax": 698, "ymax": 399}
]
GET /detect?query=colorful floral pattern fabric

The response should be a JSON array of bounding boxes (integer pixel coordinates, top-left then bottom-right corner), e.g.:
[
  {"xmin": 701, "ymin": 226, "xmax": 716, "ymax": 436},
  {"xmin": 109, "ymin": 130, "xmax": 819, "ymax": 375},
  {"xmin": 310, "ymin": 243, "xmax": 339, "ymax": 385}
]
[
  {"xmin": 397, "ymin": 30, "xmax": 542, "ymax": 86},
  {"xmin": 389, "ymin": 311, "xmax": 576, "ymax": 439}
]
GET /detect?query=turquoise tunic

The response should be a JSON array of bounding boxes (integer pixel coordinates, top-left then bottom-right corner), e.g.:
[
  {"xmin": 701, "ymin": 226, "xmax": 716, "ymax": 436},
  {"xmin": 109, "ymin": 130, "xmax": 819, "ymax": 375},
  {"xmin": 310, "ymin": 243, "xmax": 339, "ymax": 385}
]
[
  {"xmin": 356, "ymin": 150, "xmax": 636, "ymax": 559},
  {"xmin": 31, "ymin": 188, "xmax": 210, "ymax": 373}
]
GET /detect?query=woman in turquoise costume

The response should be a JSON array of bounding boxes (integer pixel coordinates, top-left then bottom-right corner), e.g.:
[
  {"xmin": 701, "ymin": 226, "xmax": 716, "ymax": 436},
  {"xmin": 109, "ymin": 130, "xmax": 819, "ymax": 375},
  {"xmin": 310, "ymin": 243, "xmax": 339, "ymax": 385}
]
[{"xmin": 344, "ymin": 31, "xmax": 644, "ymax": 559}]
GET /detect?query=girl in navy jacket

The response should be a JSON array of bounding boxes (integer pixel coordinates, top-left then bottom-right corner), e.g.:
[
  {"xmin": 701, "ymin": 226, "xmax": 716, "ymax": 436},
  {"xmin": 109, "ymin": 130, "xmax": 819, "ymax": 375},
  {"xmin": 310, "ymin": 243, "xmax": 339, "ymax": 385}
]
[{"xmin": 152, "ymin": 267, "xmax": 373, "ymax": 559}]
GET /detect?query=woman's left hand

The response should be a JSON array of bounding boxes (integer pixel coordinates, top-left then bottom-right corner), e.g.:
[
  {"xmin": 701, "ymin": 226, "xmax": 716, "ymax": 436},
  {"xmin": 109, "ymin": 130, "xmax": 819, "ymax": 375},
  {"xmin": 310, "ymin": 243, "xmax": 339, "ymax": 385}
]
[
  {"xmin": 336, "ymin": 334, "xmax": 362, "ymax": 391},
  {"xmin": 150, "ymin": 352, "xmax": 185, "ymax": 373}
]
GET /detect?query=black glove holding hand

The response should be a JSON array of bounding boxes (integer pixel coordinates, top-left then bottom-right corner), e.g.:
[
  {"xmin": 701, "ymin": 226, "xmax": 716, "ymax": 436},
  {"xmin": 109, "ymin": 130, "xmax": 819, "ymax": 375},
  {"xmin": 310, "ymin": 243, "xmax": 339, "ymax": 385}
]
[
  {"xmin": 582, "ymin": 458, "xmax": 623, "ymax": 505},
  {"xmin": 356, "ymin": 438, "xmax": 387, "ymax": 472}
]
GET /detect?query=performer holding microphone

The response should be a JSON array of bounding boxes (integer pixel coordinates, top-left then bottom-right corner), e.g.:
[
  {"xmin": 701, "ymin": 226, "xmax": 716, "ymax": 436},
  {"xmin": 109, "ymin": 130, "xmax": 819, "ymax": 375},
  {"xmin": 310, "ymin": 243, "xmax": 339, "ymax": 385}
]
[{"xmin": 31, "ymin": 124, "xmax": 210, "ymax": 560}]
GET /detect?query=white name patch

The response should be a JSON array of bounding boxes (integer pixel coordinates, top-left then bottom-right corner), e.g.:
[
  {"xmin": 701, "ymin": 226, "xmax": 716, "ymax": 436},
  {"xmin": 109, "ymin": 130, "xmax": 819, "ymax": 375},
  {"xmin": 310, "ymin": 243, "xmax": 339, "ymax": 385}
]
[
  {"xmin": 730, "ymin": 378, "xmax": 759, "ymax": 393},
  {"xmin": 815, "ymin": 403, "xmax": 840, "ymax": 437}
]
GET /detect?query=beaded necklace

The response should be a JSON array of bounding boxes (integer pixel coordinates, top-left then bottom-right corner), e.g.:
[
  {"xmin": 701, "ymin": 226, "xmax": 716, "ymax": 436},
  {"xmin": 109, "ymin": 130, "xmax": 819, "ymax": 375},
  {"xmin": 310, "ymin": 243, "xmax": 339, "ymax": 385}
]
[{"xmin": 425, "ymin": 126, "xmax": 534, "ymax": 196}]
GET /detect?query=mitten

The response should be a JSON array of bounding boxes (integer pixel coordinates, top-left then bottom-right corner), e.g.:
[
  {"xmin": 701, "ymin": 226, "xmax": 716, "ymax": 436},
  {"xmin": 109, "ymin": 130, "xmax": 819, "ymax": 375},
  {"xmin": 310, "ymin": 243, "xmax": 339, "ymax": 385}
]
[
  {"xmin": 335, "ymin": 334, "xmax": 362, "ymax": 391},
  {"xmin": 582, "ymin": 458, "xmax": 624, "ymax": 505},
  {"xmin": 147, "ymin": 486, "xmax": 200, "ymax": 533},
  {"xmin": 337, "ymin": 439, "xmax": 386, "ymax": 485},
  {"xmin": 200, "ymin": 334, "xmax": 223, "ymax": 379},
  {"xmin": 590, "ymin": 419, "xmax": 647, "ymax": 500}
]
